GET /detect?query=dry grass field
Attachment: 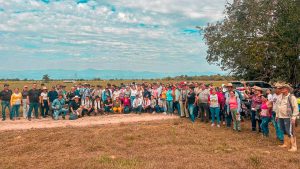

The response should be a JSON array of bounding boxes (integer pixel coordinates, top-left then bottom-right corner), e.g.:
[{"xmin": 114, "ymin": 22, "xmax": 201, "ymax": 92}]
[{"xmin": 0, "ymin": 117, "xmax": 299, "ymax": 169}]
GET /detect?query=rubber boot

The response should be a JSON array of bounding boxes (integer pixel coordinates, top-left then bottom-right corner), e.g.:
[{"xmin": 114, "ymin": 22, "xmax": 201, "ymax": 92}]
[
  {"xmin": 288, "ymin": 137, "xmax": 297, "ymax": 152},
  {"xmin": 279, "ymin": 135, "xmax": 290, "ymax": 148}
]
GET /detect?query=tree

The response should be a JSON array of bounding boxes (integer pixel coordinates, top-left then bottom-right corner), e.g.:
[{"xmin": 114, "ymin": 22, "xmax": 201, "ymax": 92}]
[
  {"xmin": 42, "ymin": 74, "xmax": 50, "ymax": 83},
  {"xmin": 201, "ymin": 0, "xmax": 300, "ymax": 84}
]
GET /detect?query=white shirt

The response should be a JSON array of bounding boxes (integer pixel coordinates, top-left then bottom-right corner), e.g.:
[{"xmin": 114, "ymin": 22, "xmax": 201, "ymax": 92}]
[
  {"xmin": 81, "ymin": 99, "xmax": 92, "ymax": 109},
  {"xmin": 41, "ymin": 92, "xmax": 48, "ymax": 100},
  {"xmin": 130, "ymin": 89, "xmax": 137, "ymax": 97},
  {"xmin": 133, "ymin": 98, "xmax": 143, "ymax": 108}
]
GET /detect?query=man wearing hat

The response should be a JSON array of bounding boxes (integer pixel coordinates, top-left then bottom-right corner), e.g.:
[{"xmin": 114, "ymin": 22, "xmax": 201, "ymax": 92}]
[
  {"xmin": 70, "ymin": 96, "xmax": 82, "ymax": 117},
  {"xmin": 51, "ymin": 93, "xmax": 68, "ymax": 120},
  {"xmin": 276, "ymin": 83, "xmax": 299, "ymax": 152},
  {"xmin": 0, "ymin": 84, "xmax": 12, "ymax": 121}
]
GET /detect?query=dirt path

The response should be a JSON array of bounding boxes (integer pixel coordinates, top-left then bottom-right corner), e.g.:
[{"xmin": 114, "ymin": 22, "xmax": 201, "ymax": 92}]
[{"xmin": 0, "ymin": 114, "xmax": 179, "ymax": 131}]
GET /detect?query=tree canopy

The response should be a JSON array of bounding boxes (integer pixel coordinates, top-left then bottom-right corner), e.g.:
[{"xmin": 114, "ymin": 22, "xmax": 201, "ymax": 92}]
[{"xmin": 202, "ymin": 0, "xmax": 300, "ymax": 84}]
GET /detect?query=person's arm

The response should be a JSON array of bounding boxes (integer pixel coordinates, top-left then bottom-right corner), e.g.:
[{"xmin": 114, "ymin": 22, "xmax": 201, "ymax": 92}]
[
  {"xmin": 291, "ymin": 96, "xmax": 299, "ymax": 122},
  {"xmin": 10, "ymin": 94, "xmax": 13, "ymax": 106}
]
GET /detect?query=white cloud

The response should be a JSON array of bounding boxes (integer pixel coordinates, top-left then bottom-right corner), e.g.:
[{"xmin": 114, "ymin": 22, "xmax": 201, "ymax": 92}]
[{"xmin": 0, "ymin": 0, "xmax": 226, "ymax": 73}]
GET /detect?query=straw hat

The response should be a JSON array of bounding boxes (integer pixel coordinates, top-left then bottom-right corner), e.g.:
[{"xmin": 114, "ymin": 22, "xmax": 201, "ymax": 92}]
[
  {"xmin": 252, "ymin": 86, "xmax": 263, "ymax": 91},
  {"xmin": 226, "ymin": 83, "xmax": 233, "ymax": 87}
]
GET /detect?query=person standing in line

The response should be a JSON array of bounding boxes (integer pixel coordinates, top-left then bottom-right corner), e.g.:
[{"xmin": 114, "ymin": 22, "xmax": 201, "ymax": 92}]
[
  {"xmin": 250, "ymin": 86, "xmax": 263, "ymax": 132},
  {"xmin": 208, "ymin": 88, "xmax": 222, "ymax": 127},
  {"xmin": 174, "ymin": 85, "xmax": 181, "ymax": 116},
  {"xmin": 186, "ymin": 85, "xmax": 196, "ymax": 123},
  {"xmin": 40, "ymin": 87, "xmax": 50, "ymax": 118},
  {"xmin": 260, "ymin": 95, "xmax": 272, "ymax": 137},
  {"xmin": 197, "ymin": 84, "xmax": 210, "ymax": 122},
  {"xmin": 0, "ymin": 84, "xmax": 12, "ymax": 121},
  {"xmin": 276, "ymin": 83, "xmax": 299, "ymax": 152},
  {"xmin": 21, "ymin": 86, "xmax": 29, "ymax": 119},
  {"xmin": 166, "ymin": 86, "xmax": 174, "ymax": 115},
  {"xmin": 10, "ymin": 88, "xmax": 22, "ymax": 120},
  {"xmin": 227, "ymin": 91, "xmax": 241, "ymax": 132},
  {"xmin": 270, "ymin": 84, "xmax": 284, "ymax": 143},
  {"xmin": 179, "ymin": 84, "xmax": 188, "ymax": 118},
  {"xmin": 27, "ymin": 83, "xmax": 41, "ymax": 121}
]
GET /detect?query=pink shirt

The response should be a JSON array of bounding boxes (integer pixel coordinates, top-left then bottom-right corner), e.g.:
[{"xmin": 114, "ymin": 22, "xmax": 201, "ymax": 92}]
[
  {"xmin": 229, "ymin": 97, "xmax": 238, "ymax": 110},
  {"xmin": 123, "ymin": 98, "xmax": 131, "ymax": 107}
]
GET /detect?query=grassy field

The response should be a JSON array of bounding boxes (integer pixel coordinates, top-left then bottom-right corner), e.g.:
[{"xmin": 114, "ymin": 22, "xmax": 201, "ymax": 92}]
[
  {"xmin": 0, "ymin": 80, "xmax": 227, "ymax": 90},
  {"xmin": 0, "ymin": 118, "xmax": 299, "ymax": 169}
]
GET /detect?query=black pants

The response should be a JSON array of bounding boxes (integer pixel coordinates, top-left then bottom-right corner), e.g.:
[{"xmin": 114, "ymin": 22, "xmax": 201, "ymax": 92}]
[
  {"xmin": 82, "ymin": 108, "xmax": 94, "ymax": 116},
  {"xmin": 251, "ymin": 110, "xmax": 262, "ymax": 131}
]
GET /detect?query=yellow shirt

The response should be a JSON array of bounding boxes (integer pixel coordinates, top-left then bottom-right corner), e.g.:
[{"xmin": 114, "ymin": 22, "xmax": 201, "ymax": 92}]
[
  {"xmin": 161, "ymin": 91, "xmax": 166, "ymax": 99},
  {"xmin": 10, "ymin": 93, "xmax": 22, "ymax": 106}
]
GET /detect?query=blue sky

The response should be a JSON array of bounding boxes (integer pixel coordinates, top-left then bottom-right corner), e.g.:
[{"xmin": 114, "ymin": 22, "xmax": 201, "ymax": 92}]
[{"xmin": 0, "ymin": 0, "xmax": 228, "ymax": 73}]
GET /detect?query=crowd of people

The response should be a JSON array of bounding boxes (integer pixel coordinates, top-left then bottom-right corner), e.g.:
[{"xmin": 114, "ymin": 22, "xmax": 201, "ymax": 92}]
[{"xmin": 0, "ymin": 81, "xmax": 299, "ymax": 152}]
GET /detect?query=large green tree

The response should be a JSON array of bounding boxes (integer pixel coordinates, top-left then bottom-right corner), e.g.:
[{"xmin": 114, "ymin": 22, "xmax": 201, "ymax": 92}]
[{"xmin": 202, "ymin": 0, "xmax": 300, "ymax": 84}]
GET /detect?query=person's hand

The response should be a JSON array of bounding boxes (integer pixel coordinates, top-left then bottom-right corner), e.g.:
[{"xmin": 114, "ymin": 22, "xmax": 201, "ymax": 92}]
[{"xmin": 275, "ymin": 117, "xmax": 278, "ymax": 122}]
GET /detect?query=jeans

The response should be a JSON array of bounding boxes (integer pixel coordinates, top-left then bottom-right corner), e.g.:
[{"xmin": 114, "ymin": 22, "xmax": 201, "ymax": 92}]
[
  {"xmin": 22, "ymin": 99, "xmax": 29, "ymax": 118},
  {"xmin": 130, "ymin": 96, "xmax": 136, "ymax": 106},
  {"xmin": 231, "ymin": 109, "xmax": 241, "ymax": 131},
  {"xmin": 271, "ymin": 111, "xmax": 283, "ymax": 141},
  {"xmin": 279, "ymin": 118, "xmax": 294, "ymax": 137},
  {"xmin": 10, "ymin": 104, "xmax": 20, "ymax": 119},
  {"xmin": 251, "ymin": 110, "xmax": 262, "ymax": 131},
  {"xmin": 124, "ymin": 106, "xmax": 130, "ymax": 114},
  {"xmin": 27, "ymin": 102, "xmax": 39, "ymax": 119},
  {"xmin": 260, "ymin": 117, "xmax": 271, "ymax": 136},
  {"xmin": 166, "ymin": 100, "xmax": 173, "ymax": 114},
  {"xmin": 173, "ymin": 101, "xmax": 181, "ymax": 115},
  {"xmin": 53, "ymin": 108, "xmax": 68, "ymax": 120},
  {"xmin": 1, "ymin": 101, "xmax": 10, "ymax": 120},
  {"xmin": 199, "ymin": 103, "xmax": 209, "ymax": 122},
  {"xmin": 188, "ymin": 104, "xmax": 195, "ymax": 122},
  {"xmin": 210, "ymin": 107, "xmax": 220, "ymax": 124},
  {"xmin": 41, "ymin": 100, "xmax": 49, "ymax": 118},
  {"xmin": 225, "ymin": 105, "xmax": 232, "ymax": 127},
  {"xmin": 104, "ymin": 106, "xmax": 112, "ymax": 113},
  {"xmin": 134, "ymin": 105, "xmax": 142, "ymax": 114}
]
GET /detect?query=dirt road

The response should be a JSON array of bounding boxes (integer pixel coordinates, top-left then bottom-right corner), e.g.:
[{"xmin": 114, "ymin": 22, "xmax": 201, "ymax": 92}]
[{"xmin": 0, "ymin": 114, "xmax": 179, "ymax": 131}]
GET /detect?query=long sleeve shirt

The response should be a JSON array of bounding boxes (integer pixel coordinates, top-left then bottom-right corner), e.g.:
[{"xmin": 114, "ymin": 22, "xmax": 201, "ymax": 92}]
[{"xmin": 275, "ymin": 94, "xmax": 299, "ymax": 120}]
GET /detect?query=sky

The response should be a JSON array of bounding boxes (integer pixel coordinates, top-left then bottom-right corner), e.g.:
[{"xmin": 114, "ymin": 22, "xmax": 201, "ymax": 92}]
[{"xmin": 0, "ymin": 0, "xmax": 228, "ymax": 73}]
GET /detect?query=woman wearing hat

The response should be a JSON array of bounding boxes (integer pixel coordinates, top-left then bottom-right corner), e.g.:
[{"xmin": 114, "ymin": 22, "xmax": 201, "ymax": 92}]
[
  {"xmin": 40, "ymin": 87, "xmax": 50, "ymax": 118},
  {"xmin": 249, "ymin": 86, "xmax": 263, "ymax": 132}
]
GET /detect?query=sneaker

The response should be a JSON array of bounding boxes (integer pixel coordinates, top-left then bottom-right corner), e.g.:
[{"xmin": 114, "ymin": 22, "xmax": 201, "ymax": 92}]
[
  {"xmin": 163, "ymin": 112, "xmax": 167, "ymax": 115},
  {"xmin": 152, "ymin": 111, "xmax": 156, "ymax": 114},
  {"xmin": 211, "ymin": 123, "xmax": 215, "ymax": 127},
  {"xmin": 217, "ymin": 125, "xmax": 220, "ymax": 128}
]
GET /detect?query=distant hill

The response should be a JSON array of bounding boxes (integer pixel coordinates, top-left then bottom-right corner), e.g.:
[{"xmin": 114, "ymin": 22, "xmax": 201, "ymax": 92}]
[{"xmin": 0, "ymin": 69, "xmax": 223, "ymax": 80}]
